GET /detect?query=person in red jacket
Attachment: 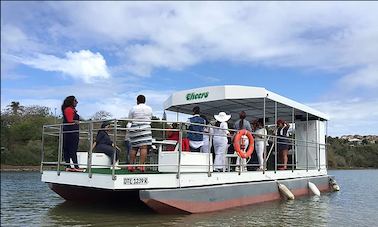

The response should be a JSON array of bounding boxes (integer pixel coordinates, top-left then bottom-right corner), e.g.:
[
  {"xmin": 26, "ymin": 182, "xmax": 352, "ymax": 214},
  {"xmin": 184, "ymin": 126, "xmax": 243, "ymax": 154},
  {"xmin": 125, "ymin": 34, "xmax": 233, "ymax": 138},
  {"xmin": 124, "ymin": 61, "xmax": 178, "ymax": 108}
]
[{"xmin": 61, "ymin": 96, "xmax": 83, "ymax": 172}]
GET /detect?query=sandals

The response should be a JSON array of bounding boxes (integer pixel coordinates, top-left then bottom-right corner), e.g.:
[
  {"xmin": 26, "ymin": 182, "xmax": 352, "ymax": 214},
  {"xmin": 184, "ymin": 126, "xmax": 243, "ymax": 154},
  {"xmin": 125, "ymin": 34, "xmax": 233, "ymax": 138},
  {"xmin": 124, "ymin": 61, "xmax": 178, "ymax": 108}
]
[
  {"xmin": 65, "ymin": 168, "xmax": 86, "ymax": 172},
  {"xmin": 137, "ymin": 166, "xmax": 145, "ymax": 172},
  {"xmin": 127, "ymin": 165, "xmax": 146, "ymax": 172},
  {"xmin": 127, "ymin": 166, "xmax": 136, "ymax": 172}
]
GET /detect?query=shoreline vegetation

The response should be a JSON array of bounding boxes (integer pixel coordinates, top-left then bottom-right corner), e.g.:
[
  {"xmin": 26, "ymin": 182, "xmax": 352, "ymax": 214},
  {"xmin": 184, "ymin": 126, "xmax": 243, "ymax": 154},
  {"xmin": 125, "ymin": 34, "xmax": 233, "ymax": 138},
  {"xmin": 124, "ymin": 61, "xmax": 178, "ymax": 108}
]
[
  {"xmin": 1, "ymin": 102, "xmax": 378, "ymax": 170},
  {"xmin": 1, "ymin": 165, "xmax": 40, "ymax": 172}
]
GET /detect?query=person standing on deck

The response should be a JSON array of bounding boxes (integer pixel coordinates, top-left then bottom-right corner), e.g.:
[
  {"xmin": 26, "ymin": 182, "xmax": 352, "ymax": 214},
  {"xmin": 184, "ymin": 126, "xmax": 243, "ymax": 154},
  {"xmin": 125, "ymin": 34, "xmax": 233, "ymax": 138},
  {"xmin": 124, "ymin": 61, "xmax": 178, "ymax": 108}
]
[
  {"xmin": 233, "ymin": 111, "xmax": 252, "ymax": 132},
  {"xmin": 61, "ymin": 96, "xmax": 83, "ymax": 172},
  {"xmin": 213, "ymin": 112, "xmax": 231, "ymax": 172},
  {"xmin": 187, "ymin": 106, "xmax": 206, "ymax": 152},
  {"xmin": 254, "ymin": 119, "xmax": 267, "ymax": 171},
  {"xmin": 200, "ymin": 115, "xmax": 213, "ymax": 153},
  {"xmin": 233, "ymin": 111, "xmax": 252, "ymax": 171},
  {"xmin": 276, "ymin": 119, "xmax": 290, "ymax": 170},
  {"xmin": 127, "ymin": 95, "xmax": 153, "ymax": 172}
]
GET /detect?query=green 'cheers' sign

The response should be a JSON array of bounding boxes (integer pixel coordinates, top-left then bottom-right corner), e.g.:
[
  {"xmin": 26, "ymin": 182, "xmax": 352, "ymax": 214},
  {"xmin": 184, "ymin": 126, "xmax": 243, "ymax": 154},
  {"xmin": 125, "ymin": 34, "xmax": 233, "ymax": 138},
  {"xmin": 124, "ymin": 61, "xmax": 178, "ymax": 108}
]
[{"xmin": 186, "ymin": 92, "xmax": 209, "ymax": 101}]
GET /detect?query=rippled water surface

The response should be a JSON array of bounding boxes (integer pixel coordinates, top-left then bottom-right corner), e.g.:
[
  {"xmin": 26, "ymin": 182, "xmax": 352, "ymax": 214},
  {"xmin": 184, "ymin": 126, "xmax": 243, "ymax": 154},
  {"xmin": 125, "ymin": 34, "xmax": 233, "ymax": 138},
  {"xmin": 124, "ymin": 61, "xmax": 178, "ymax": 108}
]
[{"xmin": 1, "ymin": 170, "xmax": 378, "ymax": 226}]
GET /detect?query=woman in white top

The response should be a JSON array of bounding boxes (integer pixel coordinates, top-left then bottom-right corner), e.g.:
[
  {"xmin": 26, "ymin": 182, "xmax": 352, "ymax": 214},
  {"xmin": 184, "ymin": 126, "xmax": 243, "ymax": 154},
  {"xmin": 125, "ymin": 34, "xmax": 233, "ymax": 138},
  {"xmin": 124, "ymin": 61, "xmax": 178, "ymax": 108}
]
[
  {"xmin": 212, "ymin": 112, "xmax": 231, "ymax": 172},
  {"xmin": 254, "ymin": 119, "xmax": 267, "ymax": 170},
  {"xmin": 200, "ymin": 115, "xmax": 213, "ymax": 153},
  {"xmin": 127, "ymin": 95, "xmax": 152, "ymax": 172}
]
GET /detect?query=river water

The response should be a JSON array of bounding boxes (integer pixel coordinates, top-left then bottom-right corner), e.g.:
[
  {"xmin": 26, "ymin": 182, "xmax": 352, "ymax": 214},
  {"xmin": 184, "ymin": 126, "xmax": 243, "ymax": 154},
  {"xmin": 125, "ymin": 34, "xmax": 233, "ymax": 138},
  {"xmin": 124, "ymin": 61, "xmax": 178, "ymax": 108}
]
[{"xmin": 1, "ymin": 170, "xmax": 378, "ymax": 226}]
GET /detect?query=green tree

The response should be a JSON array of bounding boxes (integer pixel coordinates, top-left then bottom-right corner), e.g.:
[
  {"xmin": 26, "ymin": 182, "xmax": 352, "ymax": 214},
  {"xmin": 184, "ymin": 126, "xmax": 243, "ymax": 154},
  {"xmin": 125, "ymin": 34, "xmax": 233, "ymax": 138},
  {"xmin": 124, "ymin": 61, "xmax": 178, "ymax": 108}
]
[
  {"xmin": 91, "ymin": 110, "xmax": 112, "ymax": 120},
  {"xmin": 7, "ymin": 101, "xmax": 24, "ymax": 115},
  {"xmin": 1, "ymin": 102, "xmax": 56, "ymax": 165}
]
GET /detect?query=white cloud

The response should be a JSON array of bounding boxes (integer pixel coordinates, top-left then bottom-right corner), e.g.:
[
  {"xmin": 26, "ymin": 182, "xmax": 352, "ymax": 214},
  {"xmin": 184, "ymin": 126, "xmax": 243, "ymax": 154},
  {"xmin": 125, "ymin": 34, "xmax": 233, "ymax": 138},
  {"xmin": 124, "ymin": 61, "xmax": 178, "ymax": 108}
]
[
  {"xmin": 1, "ymin": 24, "xmax": 42, "ymax": 78},
  {"xmin": 20, "ymin": 50, "xmax": 110, "ymax": 83},
  {"xmin": 2, "ymin": 84, "xmax": 173, "ymax": 120},
  {"xmin": 67, "ymin": 89, "xmax": 172, "ymax": 120},
  {"xmin": 2, "ymin": 2, "xmax": 378, "ymax": 136},
  {"xmin": 40, "ymin": 2, "xmax": 377, "ymax": 74},
  {"xmin": 3, "ymin": 2, "xmax": 378, "ymax": 85},
  {"xmin": 339, "ymin": 65, "xmax": 378, "ymax": 90},
  {"xmin": 2, "ymin": 82, "xmax": 376, "ymax": 136},
  {"xmin": 308, "ymin": 99, "xmax": 378, "ymax": 136},
  {"xmin": 1, "ymin": 24, "xmax": 41, "ymax": 53}
]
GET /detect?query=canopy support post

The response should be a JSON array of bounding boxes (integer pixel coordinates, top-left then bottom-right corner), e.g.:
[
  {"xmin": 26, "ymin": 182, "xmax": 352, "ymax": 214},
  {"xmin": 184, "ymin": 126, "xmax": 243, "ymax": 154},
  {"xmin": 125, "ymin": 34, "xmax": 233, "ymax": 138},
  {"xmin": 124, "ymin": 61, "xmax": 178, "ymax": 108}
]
[
  {"xmin": 274, "ymin": 101, "xmax": 277, "ymax": 173},
  {"xmin": 306, "ymin": 113, "xmax": 309, "ymax": 172},
  {"xmin": 263, "ymin": 97, "xmax": 266, "ymax": 174}
]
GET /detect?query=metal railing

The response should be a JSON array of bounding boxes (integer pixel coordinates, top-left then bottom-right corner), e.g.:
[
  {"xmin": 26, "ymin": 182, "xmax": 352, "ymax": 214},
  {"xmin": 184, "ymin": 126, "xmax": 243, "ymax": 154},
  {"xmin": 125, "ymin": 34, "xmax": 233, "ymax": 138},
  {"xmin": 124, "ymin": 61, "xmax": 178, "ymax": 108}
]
[{"xmin": 40, "ymin": 118, "xmax": 327, "ymax": 180}]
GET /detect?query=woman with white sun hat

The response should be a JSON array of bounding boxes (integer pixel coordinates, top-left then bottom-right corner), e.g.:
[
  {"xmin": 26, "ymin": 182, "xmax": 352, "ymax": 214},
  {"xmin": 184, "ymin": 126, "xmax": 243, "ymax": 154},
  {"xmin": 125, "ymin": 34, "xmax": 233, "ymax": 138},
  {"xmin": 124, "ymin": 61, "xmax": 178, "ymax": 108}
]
[{"xmin": 212, "ymin": 111, "xmax": 231, "ymax": 172}]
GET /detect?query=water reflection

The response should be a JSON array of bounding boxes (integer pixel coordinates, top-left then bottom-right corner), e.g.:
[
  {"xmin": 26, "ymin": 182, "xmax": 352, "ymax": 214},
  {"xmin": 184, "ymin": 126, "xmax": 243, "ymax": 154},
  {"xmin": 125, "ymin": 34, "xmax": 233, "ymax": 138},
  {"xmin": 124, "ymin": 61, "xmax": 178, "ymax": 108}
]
[
  {"xmin": 46, "ymin": 201, "xmax": 164, "ymax": 227},
  {"xmin": 172, "ymin": 197, "xmax": 330, "ymax": 227},
  {"xmin": 2, "ymin": 170, "xmax": 378, "ymax": 226},
  {"xmin": 45, "ymin": 194, "xmax": 334, "ymax": 227}
]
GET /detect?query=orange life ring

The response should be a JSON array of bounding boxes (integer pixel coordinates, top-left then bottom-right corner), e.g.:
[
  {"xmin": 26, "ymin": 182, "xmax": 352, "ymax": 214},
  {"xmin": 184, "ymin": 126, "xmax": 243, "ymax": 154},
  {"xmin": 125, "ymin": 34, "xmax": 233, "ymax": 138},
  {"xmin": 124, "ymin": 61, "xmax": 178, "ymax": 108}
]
[{"xmin": 233, "ymin": 129, "xmax": 254, "ymax": 159}]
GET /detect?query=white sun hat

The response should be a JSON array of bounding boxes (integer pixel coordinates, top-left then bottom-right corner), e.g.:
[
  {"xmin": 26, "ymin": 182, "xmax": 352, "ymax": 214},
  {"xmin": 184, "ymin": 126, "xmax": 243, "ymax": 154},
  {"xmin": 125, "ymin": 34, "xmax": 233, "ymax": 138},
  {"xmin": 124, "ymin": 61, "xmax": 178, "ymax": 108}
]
[{"xmin": 214, "ymin": 112, "xmax": 231, "ymax": 122}]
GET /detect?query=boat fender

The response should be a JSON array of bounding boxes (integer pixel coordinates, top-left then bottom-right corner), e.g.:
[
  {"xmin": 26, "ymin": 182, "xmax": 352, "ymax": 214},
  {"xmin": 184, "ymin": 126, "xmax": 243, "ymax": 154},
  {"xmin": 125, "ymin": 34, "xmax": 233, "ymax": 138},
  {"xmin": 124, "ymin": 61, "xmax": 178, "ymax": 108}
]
[
  {"xmin": 277, "ymin": 183, "xmax": 295, "ymax": 200},
  {"xmin": 233, "ymin": 129, "xmax": 254, "ymax": 159},
  {"xmin": 329, "ymin": 178, "xmax": 340, "ymax": 191},
  {"xmin": 308, "ymin": 182, "xmax": 321, "ymax": 196}
]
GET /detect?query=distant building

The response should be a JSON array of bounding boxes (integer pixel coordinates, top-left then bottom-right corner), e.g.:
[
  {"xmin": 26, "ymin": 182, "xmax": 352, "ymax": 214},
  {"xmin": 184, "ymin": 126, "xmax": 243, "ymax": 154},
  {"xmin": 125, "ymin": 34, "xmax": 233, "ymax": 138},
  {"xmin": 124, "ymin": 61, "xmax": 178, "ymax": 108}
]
[
  {"xmin": 340, "ymin": 135, "xmax": 377, "ymax": 145},
  {"xmin": 348, "ymin": 138, "xmax": 362, "ymax": 145}
]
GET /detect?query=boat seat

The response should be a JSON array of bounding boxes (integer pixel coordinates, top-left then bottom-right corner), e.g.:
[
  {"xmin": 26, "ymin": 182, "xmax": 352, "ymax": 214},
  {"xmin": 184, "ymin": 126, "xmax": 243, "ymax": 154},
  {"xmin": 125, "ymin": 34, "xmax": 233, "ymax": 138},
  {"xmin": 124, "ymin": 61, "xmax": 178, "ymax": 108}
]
[
  {"xmin": 158, "ymin": 151, "xmax": 213, "ymax": 173},
  {"xmin": 72, "ymin": 152, "xmax": 112, "ymax": 168}
]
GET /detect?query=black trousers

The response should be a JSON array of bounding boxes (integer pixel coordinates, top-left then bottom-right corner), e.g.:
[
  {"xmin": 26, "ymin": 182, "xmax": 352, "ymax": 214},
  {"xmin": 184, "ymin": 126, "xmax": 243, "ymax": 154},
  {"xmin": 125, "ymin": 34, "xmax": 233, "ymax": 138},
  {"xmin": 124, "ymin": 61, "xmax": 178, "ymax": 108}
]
[{"xmin": 63, "ymin": 132, "xmax": 79, "ymax": 168}]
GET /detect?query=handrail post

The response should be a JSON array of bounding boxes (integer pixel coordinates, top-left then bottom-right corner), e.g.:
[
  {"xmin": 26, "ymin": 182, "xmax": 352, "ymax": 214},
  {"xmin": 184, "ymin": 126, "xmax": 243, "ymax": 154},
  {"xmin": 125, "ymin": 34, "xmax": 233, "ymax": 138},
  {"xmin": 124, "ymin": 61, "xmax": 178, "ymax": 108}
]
[
  {"xmin": 88, "ymin": 122, "xmax": 93, "ymax": 178},
  {"xmin": 315, "ymin": 120, "xmax": 319, "ymax": 171},
  {"xmin": 176, "ymin": 123, "xmax": 183, "ymax": 182},
  {"xmin": 57, "ymin": 125, "xmax": 63, "ymax": 176},
  {"xmin": 238, "ymin": 156, "xmax": 242, "ymax": 175},
  {"xmin": 325, "ymin": 121, "xmax": 328, "ymax": 170},
  {"xmin": 112, "ymin": 119, "xmax": 117, "ymax": 181},
  {"xmin": 292, "ymin": 107, "xmax": 295, "ymax": 172},
  {"xmin": 318, "ymin": 142, "xmax": 321, "ymax": 171},
  {"xmin": 208, "ymin": 132, "xmax": 213, "ymax": 177},
  {"xmin": 40, "ymin": 126, "xmax": 45, "ymax": 173}
]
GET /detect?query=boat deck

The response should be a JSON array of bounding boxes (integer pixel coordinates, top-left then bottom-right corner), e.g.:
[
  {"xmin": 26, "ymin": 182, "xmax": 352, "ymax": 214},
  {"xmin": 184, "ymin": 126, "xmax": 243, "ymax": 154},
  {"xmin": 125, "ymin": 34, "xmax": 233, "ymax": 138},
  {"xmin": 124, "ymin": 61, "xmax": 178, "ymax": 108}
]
[{"xmin": 42, "ymin": 168, "xmax": 328, "ymax": 190}]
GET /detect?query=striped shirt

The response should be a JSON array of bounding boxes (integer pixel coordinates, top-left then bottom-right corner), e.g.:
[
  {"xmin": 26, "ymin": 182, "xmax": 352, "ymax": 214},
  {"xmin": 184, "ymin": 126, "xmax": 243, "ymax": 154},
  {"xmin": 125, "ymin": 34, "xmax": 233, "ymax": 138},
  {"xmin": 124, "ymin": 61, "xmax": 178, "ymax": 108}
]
[{"xmin": 128, "ymin": 104, "xmax": 153, "ymax": 148}]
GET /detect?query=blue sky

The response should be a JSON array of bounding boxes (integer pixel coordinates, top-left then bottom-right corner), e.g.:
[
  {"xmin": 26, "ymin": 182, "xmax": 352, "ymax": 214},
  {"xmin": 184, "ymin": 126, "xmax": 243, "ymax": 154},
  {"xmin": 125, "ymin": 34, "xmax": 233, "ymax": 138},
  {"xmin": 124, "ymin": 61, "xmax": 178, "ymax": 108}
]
[{"xmin": 1, "ymin": 2, "xmax": 378, "ymax": 136}]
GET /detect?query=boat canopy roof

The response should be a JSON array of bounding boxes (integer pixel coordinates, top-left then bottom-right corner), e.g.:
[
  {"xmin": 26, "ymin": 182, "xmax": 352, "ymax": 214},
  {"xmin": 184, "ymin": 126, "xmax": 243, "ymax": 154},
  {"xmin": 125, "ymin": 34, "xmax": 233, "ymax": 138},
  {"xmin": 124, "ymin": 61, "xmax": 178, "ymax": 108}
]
[{"xmin": 164, "ymin": 85, "xmax": 329, "ymax": 123}]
